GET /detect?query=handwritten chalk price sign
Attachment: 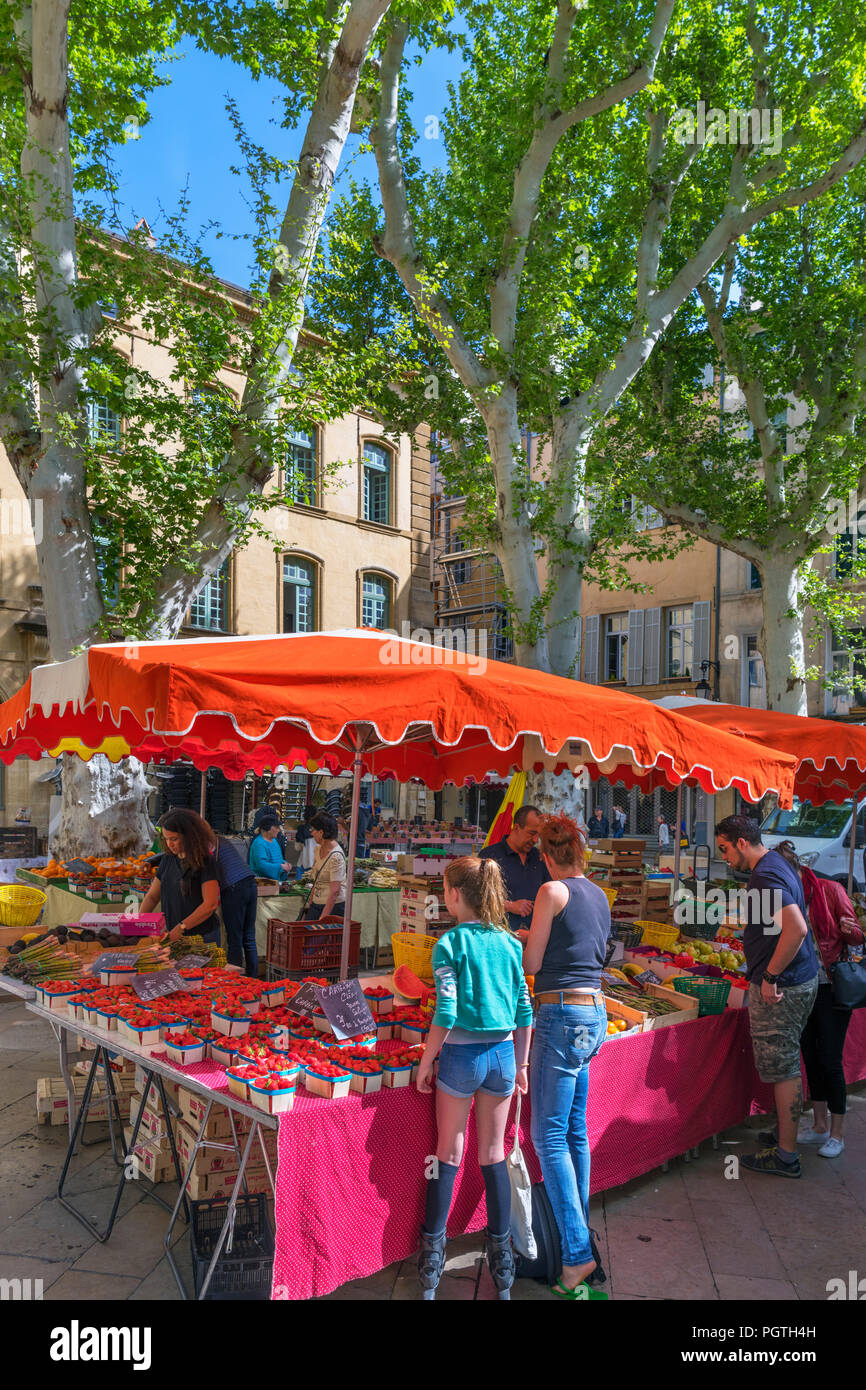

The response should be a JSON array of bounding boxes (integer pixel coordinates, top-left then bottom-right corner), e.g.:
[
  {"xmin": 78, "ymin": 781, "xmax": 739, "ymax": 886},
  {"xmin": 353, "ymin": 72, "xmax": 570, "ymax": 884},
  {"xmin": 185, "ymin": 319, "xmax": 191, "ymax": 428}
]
[
  {"xmin": 316, "ymin": 979, "xmax": 376, "ymax": 1041},
  {"xmin": 90, "ymin": 952, "xmax": 140, "ymax": 975},
  {"xmin": 283, "ymin": 982, "xmax": 322, "ymax": 1019},
  {"xmin": 132, "ymin": 969, "xmax": 184, "ymax": 1002}
]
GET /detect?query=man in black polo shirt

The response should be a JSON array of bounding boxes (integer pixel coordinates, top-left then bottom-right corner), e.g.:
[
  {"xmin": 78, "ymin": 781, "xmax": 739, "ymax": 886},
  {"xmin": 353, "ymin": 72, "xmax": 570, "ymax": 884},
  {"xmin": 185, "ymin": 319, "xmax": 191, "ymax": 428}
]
[{"xmin": 480, "ymin": 804, "xmax": 550, "ymax": 932}]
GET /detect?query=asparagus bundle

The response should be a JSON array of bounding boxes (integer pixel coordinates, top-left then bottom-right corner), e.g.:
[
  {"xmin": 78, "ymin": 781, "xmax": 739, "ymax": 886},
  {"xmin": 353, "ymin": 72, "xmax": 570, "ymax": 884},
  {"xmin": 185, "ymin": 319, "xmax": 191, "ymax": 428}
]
[{"xmin": 3, "ymin": 938, "xmax": 82, "ymax": 983}]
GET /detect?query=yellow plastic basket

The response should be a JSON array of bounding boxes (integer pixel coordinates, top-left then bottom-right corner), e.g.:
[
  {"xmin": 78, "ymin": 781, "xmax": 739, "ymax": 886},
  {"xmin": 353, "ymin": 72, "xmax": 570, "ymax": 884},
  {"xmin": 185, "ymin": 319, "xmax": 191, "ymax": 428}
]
[
  {"xmin": 391, "ymin": 931, "xmax": 438, "ymax": 984},
  {"xmin": 0, "ymin": 883, "xmax": 46, "ymax": 928},
  {"xmin": 634, "ymin": 919, "xmax": 679, "ymax": 951},
  {"xmin": 599, "ymin": 886, "xmax": 617, "ymax": 909}
]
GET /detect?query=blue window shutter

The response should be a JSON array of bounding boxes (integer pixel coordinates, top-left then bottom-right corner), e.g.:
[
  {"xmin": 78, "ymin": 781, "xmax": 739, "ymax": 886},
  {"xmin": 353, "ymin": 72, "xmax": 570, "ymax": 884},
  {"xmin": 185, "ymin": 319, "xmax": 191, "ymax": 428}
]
[
  {"xmin": 627, "ymin": 610, "xmax": 645, "ymax": 686},
  {"xmin": 694, "ymin": 601, "xmax": 712, "ymax": 669},
  {"xmin": 643, "ymin": 607, "xmax": 661, "ymax": 685},
  {"xmin": 583, "ymin": 615, "xmax": 600, "ymax": 683}
]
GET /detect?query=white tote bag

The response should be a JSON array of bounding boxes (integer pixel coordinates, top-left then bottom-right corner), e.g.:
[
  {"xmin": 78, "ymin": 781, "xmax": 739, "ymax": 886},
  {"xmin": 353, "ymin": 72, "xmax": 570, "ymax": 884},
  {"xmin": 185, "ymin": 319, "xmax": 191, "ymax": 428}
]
[{"xmin": 507, "ymin": 1092, "xmax": 537, "ymax": 1259}]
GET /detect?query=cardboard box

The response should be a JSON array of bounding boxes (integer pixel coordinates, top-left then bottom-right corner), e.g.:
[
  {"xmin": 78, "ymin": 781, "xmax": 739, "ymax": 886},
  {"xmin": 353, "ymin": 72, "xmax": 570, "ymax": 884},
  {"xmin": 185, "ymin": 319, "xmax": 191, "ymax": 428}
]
[
  {"xmin": 129, "ymin": 1098, "xmax": 177, "ymax": 1143},
  {"xmin": 184, "ymin": 1164, "xmax": 274, "ymax": 1201},
  {"xmin": 175, "ymin": 1118, "xmax": 277, "ymax": 1177},
  {"xmin": 36, "ymin": 1075, "xmax": 133, "ymax": 1126},
  {"xmin": 122, "ymin": 1126, "xmax": 179, "ymax": 1181},
  {"xmin": 176, "ymin": 1087, "xmax": 263, "ymax": 1140},
  {"xmin": 133, "ymin": 1064, "xmax": 180, "ymax": 1103}
]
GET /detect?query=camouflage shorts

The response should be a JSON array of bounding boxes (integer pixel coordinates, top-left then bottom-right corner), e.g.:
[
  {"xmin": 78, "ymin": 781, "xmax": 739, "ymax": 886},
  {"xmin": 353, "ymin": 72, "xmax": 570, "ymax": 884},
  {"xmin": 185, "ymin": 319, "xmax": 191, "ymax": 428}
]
[{"xmin": 748, "ymin": 976, "xmax": 819, "ymax": 1084}]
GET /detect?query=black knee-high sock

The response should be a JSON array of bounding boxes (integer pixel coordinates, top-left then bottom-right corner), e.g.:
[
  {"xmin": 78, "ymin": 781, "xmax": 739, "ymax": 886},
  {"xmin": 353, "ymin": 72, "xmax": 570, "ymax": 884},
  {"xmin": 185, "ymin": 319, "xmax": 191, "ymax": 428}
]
[
  {"xmin": 424, "ymin": 1160, "xmax": 459, "ymax": 1235},
  {"xmin": 480, "ymin": 1161, "xmax": 511, "ymax": 1236}
]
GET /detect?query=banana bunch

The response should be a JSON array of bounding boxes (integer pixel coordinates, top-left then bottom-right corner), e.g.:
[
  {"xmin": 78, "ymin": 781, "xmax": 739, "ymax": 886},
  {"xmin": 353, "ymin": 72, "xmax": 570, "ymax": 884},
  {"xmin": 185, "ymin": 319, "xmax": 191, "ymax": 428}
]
[{"xmin": 620, "ymin": 962, "xmax": 644, "ymax": 979}]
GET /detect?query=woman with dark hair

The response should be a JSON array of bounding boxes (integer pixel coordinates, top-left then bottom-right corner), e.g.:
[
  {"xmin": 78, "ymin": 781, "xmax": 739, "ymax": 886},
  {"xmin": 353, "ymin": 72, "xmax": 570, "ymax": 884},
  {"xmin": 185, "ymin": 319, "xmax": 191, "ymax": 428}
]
[
  {"xmin": 140, "ymin": 809, "xmax": 221, "ymax": 946},
  {"xmin": 143, "ymin": 809, "xmax": 259, "ymax": 974},
  {"xmin": 773, "ymin": 840, "xmax": 864, "ymax": 1158},
  {"xmin": 515, "ymin": 813, "xmax": 611, "ymax": 1301},
  {"xmin": 304, "ymin": 811, "xmax": 347, "ymax": 920}
]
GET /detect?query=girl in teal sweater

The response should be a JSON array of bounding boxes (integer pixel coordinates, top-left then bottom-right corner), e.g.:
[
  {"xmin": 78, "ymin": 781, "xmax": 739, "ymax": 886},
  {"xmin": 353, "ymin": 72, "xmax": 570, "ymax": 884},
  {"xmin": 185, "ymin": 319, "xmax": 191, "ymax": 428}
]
[{"xmin": 415, "ymin": 856, "xmax": 532, "ymax": 1301}]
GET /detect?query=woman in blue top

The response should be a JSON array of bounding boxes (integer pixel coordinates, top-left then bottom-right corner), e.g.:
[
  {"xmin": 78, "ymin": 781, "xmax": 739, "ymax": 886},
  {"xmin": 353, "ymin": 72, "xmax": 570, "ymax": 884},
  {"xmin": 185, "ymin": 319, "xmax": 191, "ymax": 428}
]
[
  {"xmin": 415, "ymin": 856, "xmax": 533, "ymax": 1301},
  {"xmin": 248, "ymin": 816, "xmax": 290, "ymax": 881},
  {"xmin": 516, "ymin": 813, "xmax": 611, "ymax": 1301}
]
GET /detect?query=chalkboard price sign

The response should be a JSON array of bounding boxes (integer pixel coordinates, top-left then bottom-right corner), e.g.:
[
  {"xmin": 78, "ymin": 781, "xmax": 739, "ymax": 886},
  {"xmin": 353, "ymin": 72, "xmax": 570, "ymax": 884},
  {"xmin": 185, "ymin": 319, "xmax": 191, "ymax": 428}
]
[
  {"xmin": 64, "ymin": 858, "xmax": 98, "ymax": 876},
  {"xmin": 132, "ymin": 968, "xmax": 184, "ymax": 1002},
  {"xmin": 317, "ymin": 979, "xmax": 376, "ymax": 1041},
  {"xmin": 89, "ymin": 951, "xmax": 140, "ymax": 975},
  {"xmin": 284, "ymin": 982, "xmax": 322, "ymax": 1018},
  {"xmin": 177, "ymin": 954, "xmax": 211, "ymax": 969}
]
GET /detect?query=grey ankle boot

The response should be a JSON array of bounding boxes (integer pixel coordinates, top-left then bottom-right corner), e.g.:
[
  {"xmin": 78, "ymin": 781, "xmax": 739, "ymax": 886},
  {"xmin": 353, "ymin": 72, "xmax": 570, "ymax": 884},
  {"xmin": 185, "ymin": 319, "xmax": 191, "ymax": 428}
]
[
  {"xmin": 418, "ymin": 1227, "xmax": 447, "ymax": 1300},
  {"xmin": 486, "ymin": 1230, "xmax": 515, "ymax": 1300}
]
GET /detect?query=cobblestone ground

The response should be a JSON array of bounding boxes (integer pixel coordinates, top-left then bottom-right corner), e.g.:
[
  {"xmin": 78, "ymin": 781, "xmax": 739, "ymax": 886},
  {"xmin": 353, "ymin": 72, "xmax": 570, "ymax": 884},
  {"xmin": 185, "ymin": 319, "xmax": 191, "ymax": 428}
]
[{"xmin": 2, "ymin": 995, "xmax": 864, "ymax": 1301}]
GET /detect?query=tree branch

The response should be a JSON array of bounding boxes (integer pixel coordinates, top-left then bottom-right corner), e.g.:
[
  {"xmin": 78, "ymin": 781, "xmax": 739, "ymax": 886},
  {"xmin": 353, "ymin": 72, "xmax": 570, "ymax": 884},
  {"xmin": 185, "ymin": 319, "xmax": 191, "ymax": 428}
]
[
  {"xmin": 491, "ymin": 0, "xmax": 675, "ymax": 350},
  {"xmin": 371, "ymin": 19, "xmax": 493, "ymax": 399}
]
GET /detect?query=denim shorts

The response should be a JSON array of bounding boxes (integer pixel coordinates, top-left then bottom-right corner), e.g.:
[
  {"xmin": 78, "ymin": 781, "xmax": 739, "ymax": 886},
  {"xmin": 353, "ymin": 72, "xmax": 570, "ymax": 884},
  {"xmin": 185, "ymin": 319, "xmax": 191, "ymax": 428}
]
[{"xmin": 436, "ymin": 1038, "xmax": 516, "ymax": 1099}]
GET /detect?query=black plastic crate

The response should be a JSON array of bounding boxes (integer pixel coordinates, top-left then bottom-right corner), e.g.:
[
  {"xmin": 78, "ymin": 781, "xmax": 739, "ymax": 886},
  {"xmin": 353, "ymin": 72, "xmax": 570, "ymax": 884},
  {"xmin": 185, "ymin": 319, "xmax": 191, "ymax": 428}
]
[{"xmin": 190, "ymin": 1196, "xmax": 275, "ymax": 1301}]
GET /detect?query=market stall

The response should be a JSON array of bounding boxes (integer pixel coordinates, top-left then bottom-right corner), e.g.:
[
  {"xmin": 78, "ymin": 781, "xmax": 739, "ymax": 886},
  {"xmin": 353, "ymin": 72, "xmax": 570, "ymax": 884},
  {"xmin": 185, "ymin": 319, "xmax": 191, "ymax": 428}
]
[
  {"xmin": 254, "ymin": 885, "xmax": 398, "ymax": 963},
  {"xmin": 0, "ymin": 631, "xmax": 804, "ymax": 1298}
]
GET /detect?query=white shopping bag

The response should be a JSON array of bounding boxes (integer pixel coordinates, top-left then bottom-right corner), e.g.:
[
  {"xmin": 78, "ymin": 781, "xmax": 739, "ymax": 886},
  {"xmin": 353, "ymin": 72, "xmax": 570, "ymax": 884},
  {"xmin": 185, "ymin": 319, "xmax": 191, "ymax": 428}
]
[{"xmin": 507, "ymin": 1092, "xmax": 537, "ymax": 1259}]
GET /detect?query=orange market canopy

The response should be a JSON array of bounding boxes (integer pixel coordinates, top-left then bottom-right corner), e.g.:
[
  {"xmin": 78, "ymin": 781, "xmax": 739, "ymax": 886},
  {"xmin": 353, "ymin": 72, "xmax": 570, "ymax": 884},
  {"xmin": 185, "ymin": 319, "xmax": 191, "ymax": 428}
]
[
  {"xmin": 0, "ymin": 631, "xmax": 797, "ymax": 805},
  {"xmin": 655, "ymin": 697, "xmax": 866, "ymax": 806}
]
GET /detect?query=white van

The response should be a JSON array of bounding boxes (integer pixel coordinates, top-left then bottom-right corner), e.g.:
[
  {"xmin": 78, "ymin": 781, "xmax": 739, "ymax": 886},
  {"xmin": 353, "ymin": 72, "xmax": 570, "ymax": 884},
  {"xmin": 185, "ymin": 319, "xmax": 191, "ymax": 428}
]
[{"xmin": 760, "ymin": 799, "xmax": 866, "ymax": 890}]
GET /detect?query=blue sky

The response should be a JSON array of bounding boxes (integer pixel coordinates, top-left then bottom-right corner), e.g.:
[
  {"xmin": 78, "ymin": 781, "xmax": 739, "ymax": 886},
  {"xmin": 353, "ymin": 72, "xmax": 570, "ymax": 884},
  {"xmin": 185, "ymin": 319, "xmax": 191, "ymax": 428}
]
[{"xmin": 102, "ymin": 40, "xmax": 458, "ymax": 288}]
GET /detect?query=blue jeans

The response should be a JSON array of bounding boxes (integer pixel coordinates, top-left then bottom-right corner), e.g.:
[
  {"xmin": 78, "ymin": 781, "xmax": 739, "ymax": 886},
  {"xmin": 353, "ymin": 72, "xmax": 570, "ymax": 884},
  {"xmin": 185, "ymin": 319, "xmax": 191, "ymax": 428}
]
[
  {"xmin": 436, "ymin": 1038, "xmax": 516, "ymax": 1098},
  {"xmin": 530, "ymin": 999, "xmax": 607, "ymax": 1265},
  {"xmin": 221, "ymin": 876, "xmax": 258, "ymax": 976}
]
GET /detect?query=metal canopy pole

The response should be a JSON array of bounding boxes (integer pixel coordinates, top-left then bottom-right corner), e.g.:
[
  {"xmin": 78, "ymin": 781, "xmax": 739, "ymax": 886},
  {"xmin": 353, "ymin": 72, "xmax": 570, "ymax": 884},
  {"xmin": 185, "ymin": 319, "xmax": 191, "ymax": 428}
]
[
  {"xmin": 340, "ymin": 735, "xmax": 366, "ymax": 980},
  {"xmin": 199, "ymin": 769, "xmax": 207, "ymax": 819},
  {"xmin": 672, "ymin": 783, "xmax": 683, "ymax": 890},
  {"xmin": 847, "ymin": 791, "xmax": 861, "ymax": 899}
]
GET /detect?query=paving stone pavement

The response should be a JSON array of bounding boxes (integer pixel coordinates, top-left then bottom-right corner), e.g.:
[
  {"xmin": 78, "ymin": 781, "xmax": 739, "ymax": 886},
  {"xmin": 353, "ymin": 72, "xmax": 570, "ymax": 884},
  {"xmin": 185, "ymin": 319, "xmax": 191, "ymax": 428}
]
[{"xmin": 2, "ymin": 994, "xmax": 864, "ymax": 1302}]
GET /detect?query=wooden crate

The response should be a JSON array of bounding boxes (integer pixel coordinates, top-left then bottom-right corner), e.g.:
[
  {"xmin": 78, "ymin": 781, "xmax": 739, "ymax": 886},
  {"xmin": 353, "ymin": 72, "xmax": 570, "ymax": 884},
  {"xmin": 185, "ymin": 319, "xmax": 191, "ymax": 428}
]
[
  {"xmin": 643, "ymin": 982, "xmax": 700, "ymax": 1030},
  {"xmin": 603, "ymin": 995, "xmax": 647, "ymax": 1035},
  {"xmin": 594, "ymin": 839, "xmax": 645, "ymax": 854}
]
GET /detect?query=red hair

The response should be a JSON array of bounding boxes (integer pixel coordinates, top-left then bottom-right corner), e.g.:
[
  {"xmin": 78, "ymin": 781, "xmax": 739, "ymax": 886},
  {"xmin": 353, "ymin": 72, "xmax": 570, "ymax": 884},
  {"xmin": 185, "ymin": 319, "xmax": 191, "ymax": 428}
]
[{"xmin": 539, "ymin": 813, "xmax": 586, "ymax": 869}]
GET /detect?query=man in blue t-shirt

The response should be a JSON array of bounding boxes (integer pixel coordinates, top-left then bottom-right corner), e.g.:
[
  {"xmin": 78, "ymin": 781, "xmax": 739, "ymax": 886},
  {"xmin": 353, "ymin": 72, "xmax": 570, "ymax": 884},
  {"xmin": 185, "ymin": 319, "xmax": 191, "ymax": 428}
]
[{"xmin": 716, "ymin": 815, "xmax": 819, "ymax": 1179}]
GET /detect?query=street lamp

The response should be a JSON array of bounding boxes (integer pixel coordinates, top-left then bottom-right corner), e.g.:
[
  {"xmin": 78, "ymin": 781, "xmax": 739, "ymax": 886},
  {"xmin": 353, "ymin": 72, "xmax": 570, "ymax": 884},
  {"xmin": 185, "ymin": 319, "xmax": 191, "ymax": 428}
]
[{"xmin": 696, "ymin": 659, "xmax": 721, "ymax": 700}]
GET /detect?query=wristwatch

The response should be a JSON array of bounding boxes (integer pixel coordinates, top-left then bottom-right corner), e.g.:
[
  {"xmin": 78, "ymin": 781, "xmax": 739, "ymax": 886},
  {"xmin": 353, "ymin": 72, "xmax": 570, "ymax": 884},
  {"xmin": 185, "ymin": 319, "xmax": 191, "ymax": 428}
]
[{"xmin": 762, "ymin": 970, "xmax": 779, "ymax": 984}]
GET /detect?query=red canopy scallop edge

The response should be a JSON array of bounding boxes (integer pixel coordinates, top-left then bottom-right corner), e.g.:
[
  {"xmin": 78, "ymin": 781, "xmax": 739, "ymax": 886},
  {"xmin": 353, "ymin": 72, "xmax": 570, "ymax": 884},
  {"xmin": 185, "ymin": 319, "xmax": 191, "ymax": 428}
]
[{"xmin": 0, "ymin": 632, "xmax": 797, "ymax": 805}]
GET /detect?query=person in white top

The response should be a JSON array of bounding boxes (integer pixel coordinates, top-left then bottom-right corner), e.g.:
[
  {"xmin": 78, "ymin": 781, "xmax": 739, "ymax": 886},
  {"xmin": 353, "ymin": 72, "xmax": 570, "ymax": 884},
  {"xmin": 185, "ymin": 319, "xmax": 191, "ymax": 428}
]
[
  {"xmin": 305, "ymin": 811, "xmax": 348, "ymax": 920},
  {"xmin": 657, "ymin": 814, "xmax": 671, "ymax": 849}
]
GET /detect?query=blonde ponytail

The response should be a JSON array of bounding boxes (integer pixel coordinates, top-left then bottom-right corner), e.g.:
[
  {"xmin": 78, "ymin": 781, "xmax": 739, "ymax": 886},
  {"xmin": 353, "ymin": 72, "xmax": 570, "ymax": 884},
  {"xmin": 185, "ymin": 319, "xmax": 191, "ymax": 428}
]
[{"xmin": 444, "ymin": 855, "xmax": 508, "ymax": 930}]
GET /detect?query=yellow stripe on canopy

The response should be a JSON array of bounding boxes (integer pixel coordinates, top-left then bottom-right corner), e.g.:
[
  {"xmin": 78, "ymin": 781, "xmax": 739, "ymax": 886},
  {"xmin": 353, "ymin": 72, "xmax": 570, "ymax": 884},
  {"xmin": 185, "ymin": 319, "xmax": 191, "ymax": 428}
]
[{"xmin": 48, "ymin": 736, "xmax": 132, "ymax": 762}]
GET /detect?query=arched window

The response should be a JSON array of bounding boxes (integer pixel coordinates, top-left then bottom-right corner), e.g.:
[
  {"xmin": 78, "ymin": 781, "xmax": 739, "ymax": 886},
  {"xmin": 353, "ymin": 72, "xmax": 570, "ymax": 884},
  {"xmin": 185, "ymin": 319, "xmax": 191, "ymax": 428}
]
[
  {"xmin": 362, "ymin": 441, "xmax": 392, "ymax": 525},
  {"xmin": 282, "ymin": 556, "xmax": 318, "ymax": 633},
  {"xmin": 361, "ymin": 572, "xmax": 392, "ymax": 630},
  {"xmin": 284, "ymin": 425, "xmax": 318, "ymax": 506}
]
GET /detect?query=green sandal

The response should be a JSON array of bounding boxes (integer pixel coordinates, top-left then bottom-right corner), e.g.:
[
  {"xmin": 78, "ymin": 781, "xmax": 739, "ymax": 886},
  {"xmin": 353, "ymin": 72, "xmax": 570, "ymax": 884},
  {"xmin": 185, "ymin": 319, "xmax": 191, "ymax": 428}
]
[{"xmin": 551, "ymin": 1278, "xmax": 609, "ymax": 1301}]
